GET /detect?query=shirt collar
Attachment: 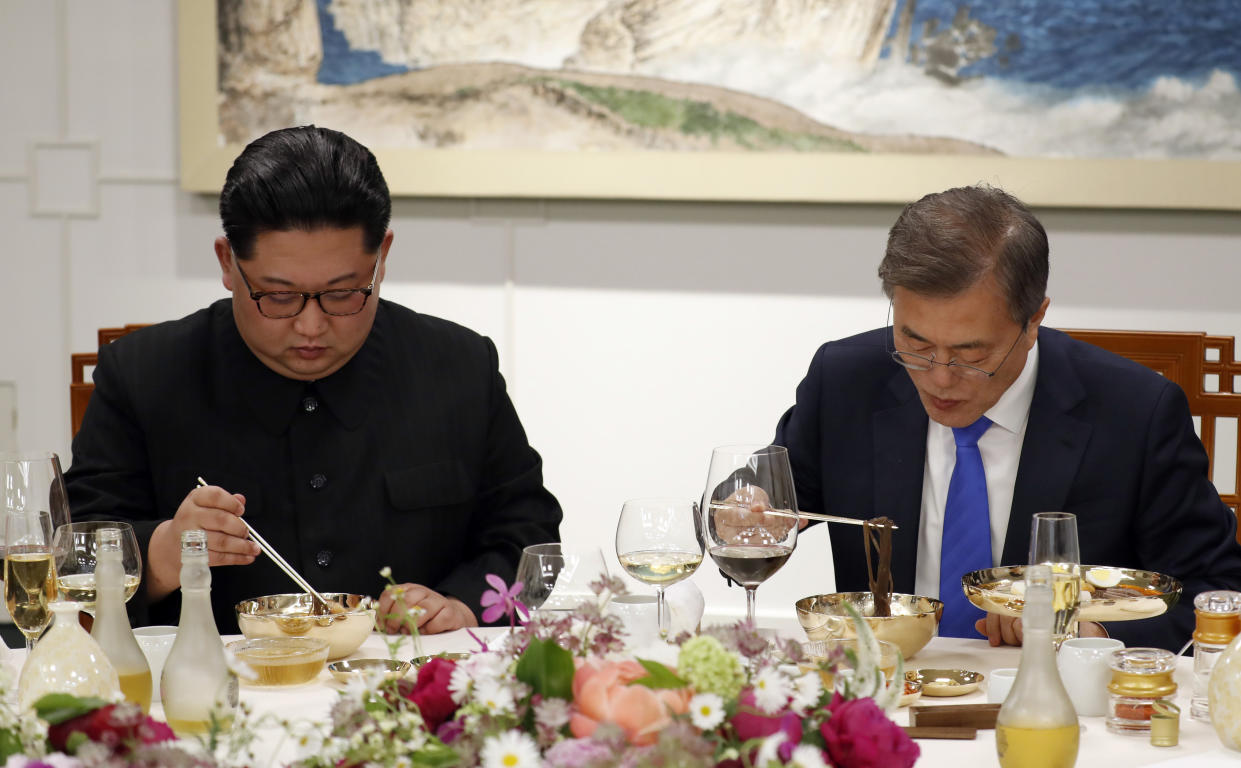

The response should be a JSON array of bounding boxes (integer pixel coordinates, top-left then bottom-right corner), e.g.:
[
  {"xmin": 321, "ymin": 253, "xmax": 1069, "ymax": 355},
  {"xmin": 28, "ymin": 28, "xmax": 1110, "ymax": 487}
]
[{"xmin": 985, "ymin": 338, "xmax": 1039, "ymax": 435}]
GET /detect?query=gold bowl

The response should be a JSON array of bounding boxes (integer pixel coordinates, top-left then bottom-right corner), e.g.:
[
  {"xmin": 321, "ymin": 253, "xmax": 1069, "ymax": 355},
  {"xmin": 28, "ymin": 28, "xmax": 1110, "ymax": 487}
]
[
  {"xmin": 328, "ymin": 658, "xmax": 411, "ymax": 684},
  {"xmin": 227, "ymin": 637, "xmax": 329, "ymax": 686},
  {"xmin": 236, "ymin": 593, "xmax": 375, "ymax": 660},
  {"xmin": 411, "ymin": 652, "xmax": 472, "ymax": 668},
  {"xmin": 914, "ymin": 668, "xmax": 984, "ymax": 697},
  {"xmin": 800, "ymin": 638, "xmax": 901, "ymax": 691},
  {"xmin": 795, "ymin": 593, "xmax": 943, "ymax": 660},
  {"xmin": 961, "ymin": 566, "xmax": 1182, "ymax": 622}
]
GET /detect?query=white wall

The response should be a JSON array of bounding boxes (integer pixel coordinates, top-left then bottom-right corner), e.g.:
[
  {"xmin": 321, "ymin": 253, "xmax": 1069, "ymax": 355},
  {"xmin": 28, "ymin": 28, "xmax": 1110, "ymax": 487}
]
[{"xmin": 4, "ymin": 0, "xmax": 1241, "ymax": 622}]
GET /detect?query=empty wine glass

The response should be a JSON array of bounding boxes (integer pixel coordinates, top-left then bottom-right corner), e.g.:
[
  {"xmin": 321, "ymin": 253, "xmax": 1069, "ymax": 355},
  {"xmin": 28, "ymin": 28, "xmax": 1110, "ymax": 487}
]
[
  {"xmin": 702, "ymin": 444, "xmax": 799, "ymax": 625},
  {"xmin": 515, "ymin": 543, "xmax": 609, "ymax": 617},
  {"xmin": 4, "ymin": 509, "xmax": 56, "ymax": 651},
  {"xmin": 1029, "ymin": 511, "xmax": 1081, "ymax": 648},
  {"xmin": 615, "ymin": 498, "xmax": 704, "ymax": 638},
  {"xmin": 53, "ymin": 522, "xmax": 143, "ymax": 614},
  {"xmin": 0, "ymin": 452, "xmax": 71, "ymax": 532}
]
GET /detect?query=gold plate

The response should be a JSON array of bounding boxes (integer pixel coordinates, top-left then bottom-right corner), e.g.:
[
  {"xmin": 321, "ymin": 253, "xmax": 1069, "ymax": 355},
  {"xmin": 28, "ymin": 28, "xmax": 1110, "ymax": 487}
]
[
  {"xmin": 916, "ymin": 668, "xmax": 984, "ymax": 697},
  {"xmin": 961, "ymin": 565, "xmax": 1181, "ymax": 622},
  {"xmin": 411, "ymin": 652, "xmax": 472, "ymax": 668},
  {"xmin": 899, "ymin": 673, "xmax": 924, "ymax": 707},
  {"xmin": 327, "ymin": 658, "xmax": 411, "ymax": 684}
]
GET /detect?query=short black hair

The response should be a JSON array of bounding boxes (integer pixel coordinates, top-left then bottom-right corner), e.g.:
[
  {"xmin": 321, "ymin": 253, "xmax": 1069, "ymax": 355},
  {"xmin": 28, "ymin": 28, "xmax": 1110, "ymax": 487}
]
[
  {"xmin": 878, "ymin": 185, "xmax": 1048, "ymax": 325},
  {"xmin": 219, "ymin": 126, "xmax": 391, "ymax": 259}
]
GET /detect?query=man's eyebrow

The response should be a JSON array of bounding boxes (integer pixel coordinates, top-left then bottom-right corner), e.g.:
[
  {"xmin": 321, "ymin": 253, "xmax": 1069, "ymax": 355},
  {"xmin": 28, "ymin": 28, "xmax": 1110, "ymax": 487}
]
[
  {"xmin": 899, "ymin": 325, "xmax": 988, "ymax": 350},
  {"xmin": 255, "ymin": 271, "xmax": 360, "ymax": 288}
]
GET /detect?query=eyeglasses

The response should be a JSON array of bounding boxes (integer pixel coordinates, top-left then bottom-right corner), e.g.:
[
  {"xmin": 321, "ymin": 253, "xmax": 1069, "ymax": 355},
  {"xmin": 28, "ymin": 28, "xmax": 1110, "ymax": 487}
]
[
  {"xmin": 233, "ymin": 254, "xmax": 380, "ymax": 319},
  {"xmin": 887, "ymin": 305, "xmax": 1027, "ymax": 380}
]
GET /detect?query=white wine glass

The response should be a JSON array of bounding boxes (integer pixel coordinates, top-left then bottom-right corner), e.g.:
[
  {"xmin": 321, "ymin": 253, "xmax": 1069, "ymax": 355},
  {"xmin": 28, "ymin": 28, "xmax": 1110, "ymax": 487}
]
[
  {"xmin": 1028, "ymin": 511, "xmax": 1081, "ymax": 648},
  {"xmin": 515, "ymin": 543, "xmax": 608, "ymax": 617},
  {"xmin": 53, "ymin": 522, "xmax": 143, "ymax": 614},
  {"xmin": 702, "ymin": 444, "xmax": 799, "ymax": 626},
  {"xmin": 615, "ymin": 498, "xmax": 704, "ymax": 638},
  {"xmin": 0, "ymin": 452, "xmax": 71, "ymax": 532},
  {"xmin": 4, "ymin": 509, "xmax": 57, "ymax": 651}
]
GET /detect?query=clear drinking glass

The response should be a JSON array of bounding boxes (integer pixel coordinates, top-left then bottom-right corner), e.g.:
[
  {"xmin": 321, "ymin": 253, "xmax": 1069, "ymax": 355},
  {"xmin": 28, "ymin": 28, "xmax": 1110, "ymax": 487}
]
[
  {"xmin": 701, "ymin": 444, "xmax": 799, "ymax": 625},
  {"xmin": 53, "ymin": 522, "xmax": 143, "ymax": 614},
  {"xmin": 515, "ymin": 543, "xmax": 609, "ymax": 616},
  {"xmin": 615, "ymin": 498, "xmax": 704, "ymax": 638},
  {"xmin": 1028, "ymin": 511, "xmax": 1081, "ymax": 648},
  {"xmin": 4, "ymin": 509, "xmax": 57, "ymax": 651},
  {"xmin": 0, "ymin": 452, "xmax": 72, "ymax": 532}
]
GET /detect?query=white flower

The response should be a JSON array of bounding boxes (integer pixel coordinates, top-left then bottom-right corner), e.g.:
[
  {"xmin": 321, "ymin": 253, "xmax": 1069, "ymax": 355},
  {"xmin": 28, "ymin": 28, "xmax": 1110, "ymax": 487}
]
[
  {"xmin": 755, "ymin": 732, "xmax": 787, "ymax": 767},
  {"xmin": 753, "ymin": 668, "xmax": 792, "ymax": 714},
  {"xmin": 290, "ymin": 721, "xmax": 325, "ymax": 757},
  {"xmin": 791, "ymin": 671, "xmax": 823, "ymax": 713},
  {"xmin": 480, "ymin": 730, "xmax": 540, "ymax": 768},
  {"xmin": 475, "ymin": 679, "xmax": 516, "ymax": 715},
  {"xmin": 787, "ymin": 744, "xmax": 830, "ymax": 768},
  {"xmin": 689, "ymin": 693, "xmax": 726, "ymax": 730},
  {"xmin": 379, "ymin": 566, "xmax": 392, "ymax": 579},
  {"xmin": 449, "ymin": 662, "xmax": 474, "ymax": 703}
]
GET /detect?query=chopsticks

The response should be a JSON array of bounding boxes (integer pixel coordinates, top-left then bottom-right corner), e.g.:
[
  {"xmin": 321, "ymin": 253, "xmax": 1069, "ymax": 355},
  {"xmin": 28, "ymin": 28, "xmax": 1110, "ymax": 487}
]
[
  {"xmin": 195, "ymin": 476, "xmax": 332, "ymax": 609},
  {"xmin": 762, "ymin": 509, "xmax": 900, "ymax": 530}
]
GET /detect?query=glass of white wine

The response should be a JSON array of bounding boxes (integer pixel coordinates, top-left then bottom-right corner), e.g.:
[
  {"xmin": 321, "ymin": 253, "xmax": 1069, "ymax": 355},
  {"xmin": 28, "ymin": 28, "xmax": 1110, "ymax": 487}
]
[
  {"xmin": 1028, "ymin": 511, "xmax": 1081, "ymax": 649},
  {"xmin": 615, "ymin": 498, "xmax": 704, "ymax": 638},
  {"xmin": 52, "ymin": 522, "xmax": 143, "ymax": 614},
  {"xmin": 4, "ymin": 509, "xmax": 57, "ymax": 651}
]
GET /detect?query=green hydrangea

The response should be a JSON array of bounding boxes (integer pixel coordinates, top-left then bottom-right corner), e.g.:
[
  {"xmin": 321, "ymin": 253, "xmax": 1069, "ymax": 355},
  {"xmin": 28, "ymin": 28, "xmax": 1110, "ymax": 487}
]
[{"xmin": 677, "ymin": 636, "xmax": 746, "ymax": 700}]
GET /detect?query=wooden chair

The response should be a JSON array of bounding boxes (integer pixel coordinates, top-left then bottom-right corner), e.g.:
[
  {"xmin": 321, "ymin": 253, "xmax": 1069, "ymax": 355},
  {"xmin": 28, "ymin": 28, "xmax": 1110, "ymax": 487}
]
[
  {"xmin": 1062, "ymin": 329, "xmax": 1241, "ymax": 535},
  {"xmin": 70, "ymin": 325, "xmax": 149, "ymax": 437}
]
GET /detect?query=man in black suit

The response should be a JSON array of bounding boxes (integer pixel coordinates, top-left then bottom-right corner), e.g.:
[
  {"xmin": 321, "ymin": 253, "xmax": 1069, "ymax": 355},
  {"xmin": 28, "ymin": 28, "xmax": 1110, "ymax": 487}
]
[
  {"xmin": 66, "ymin": 126, "xmax": 562, "ymax": 634},
  {"xmin": 775, "ymin": 185, "xmax": 1241, "ymax": 650}
]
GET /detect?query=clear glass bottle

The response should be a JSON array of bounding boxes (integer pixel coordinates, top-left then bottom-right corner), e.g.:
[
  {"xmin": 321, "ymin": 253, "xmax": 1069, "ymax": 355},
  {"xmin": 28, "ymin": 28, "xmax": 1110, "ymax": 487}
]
[
  {"xmin": 1106, "ymin": 648, "xmax": 1177, "ymax": 734},
  {"xmin": 17, "ymin": 601, "xmax": 119, "ymax": 709},
  {"xmin": 91, "ymin": 527, "xmax": 152, "ymax": 712},
  {"xmin": 160, "ymin": 529, "xmax": 238, "ymax": 736},
  {"xmin": 1191, "ymin": 590, "xmax": 1241, "ymax": 722},
  {"xmin": 996, "ymin": 564, "xmax": 1080, "ymax": 768}
]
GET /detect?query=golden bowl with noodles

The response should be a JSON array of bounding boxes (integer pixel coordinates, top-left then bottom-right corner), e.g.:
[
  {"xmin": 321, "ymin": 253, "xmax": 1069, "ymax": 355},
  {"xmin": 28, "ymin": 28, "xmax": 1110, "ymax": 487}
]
[
  {"xmin": 795, "ymin": 593, "xmax": 943, "ymax": 660},
  {"xmin": 236, "ymin": 593, "xmax": 375, "ymax": 661}
]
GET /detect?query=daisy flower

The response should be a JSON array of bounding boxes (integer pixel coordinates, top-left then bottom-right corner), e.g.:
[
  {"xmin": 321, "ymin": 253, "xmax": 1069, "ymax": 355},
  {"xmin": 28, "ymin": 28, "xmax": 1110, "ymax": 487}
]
[
  {"xmin": 788, "ymin": 744, "xmax": 830, "ymax": 768},
  {"xmin": 481, "ymin": 731, "xmax": 540, "ymax": 768},
  {"xmin": 791, "ymin": 671, "xmax": 823, "ymax": 712},
  {"xmin": 688, "ymin": 693, "xmax": 726, "ymax": 730},
  {"xmin": 753, "ymin": 668, "xmax": 792, "ymax": 714},
  {"xmin": 755, "ymin": 732, "xmax": 788, "ymax": 767},
  {"xmin": 475, "ymin": 679, "xmax": 517, "ymax": 715}
]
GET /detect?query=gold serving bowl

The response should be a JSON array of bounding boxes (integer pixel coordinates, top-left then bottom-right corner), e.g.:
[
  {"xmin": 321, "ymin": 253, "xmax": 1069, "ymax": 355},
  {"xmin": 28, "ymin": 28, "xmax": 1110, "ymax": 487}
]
[
  {"xmin": 961, "ymin": 566, "xmax": 1182, "ymax": 622},
  {"xmin": 227, "ymin": 637, "xmax": 330, "ymax": 686},
  {"xmin": 795, "ymin": 593, "xmax": 943, "ymax": 660},
  {"xmin": 236, "ymin": 593, "xmax": 375, "ymax": 661},
  {"xmin": 328, "ymin": 658, "xmax": 411, "ymax": 684}
]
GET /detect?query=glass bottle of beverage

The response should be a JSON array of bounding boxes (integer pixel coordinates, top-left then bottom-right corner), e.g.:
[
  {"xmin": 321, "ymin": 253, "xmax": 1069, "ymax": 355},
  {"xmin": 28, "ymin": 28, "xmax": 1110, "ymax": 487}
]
[
  {"xmin": 91, "ymin": 527, "xmax": 152, "ymax": 712},
  {"xmin": 160, "ymin": 529, "xmax": 238, "ymax": 735},
  {"xmin": 1191, "ymin": 590, "xmax": 1241, "ymax": 722},
  {"xmin": 996, "ymin": 564, "xmax": 1079, "ymax": 768}
]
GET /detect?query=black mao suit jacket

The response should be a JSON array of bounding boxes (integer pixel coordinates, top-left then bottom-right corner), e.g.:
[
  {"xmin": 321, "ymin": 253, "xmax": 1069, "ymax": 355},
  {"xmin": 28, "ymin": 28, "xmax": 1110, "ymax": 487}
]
[
  {"xmin": 65, "ymin": 299, "xmax": 562, "ymax": 633},
  {"xmin": 775, "ymin": 326, "xmax": 1241, "ymax": 650}
]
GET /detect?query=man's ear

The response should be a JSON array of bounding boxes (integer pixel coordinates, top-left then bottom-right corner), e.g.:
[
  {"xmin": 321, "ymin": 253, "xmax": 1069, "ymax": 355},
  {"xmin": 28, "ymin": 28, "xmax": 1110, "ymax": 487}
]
[
  {"xmin": 1028, "ymin": 296, "xmax": 1051, "ymax": 340},
  {"xmin": 215, "ymin": 237, "xmax": 235, "ymax": 291}
]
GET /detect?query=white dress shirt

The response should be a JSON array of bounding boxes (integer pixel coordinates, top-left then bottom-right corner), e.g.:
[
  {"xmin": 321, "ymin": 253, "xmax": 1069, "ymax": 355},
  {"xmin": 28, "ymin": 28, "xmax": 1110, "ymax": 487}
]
[{"xmin": 915, "ymin": 341, "xmax": 1040, "ymax": 599}]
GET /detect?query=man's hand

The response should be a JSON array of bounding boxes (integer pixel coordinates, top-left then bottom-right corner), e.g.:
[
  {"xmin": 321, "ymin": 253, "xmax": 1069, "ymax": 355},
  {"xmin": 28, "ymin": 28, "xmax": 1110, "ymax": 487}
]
[
  {"xmin": 710, "ymin": 485, "xmax": 803, "ymax": 545},
  {"xmin": 975, "ymin": 614, "xmax": 1107, "ymax": 646},
  {"xmin": 146, "ymin": 484, "xmax": 260, "ymax": 601},
  {"xmin": 379, "ymin": 583, "xmax": 478, "ymax": 635}
]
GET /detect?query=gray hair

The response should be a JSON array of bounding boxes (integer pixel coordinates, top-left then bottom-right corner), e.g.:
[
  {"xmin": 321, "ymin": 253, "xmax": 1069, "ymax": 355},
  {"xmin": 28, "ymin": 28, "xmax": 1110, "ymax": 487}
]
[{"xmin": 878, "ymin": 185, "xmax": 1048, "ymax": 325}]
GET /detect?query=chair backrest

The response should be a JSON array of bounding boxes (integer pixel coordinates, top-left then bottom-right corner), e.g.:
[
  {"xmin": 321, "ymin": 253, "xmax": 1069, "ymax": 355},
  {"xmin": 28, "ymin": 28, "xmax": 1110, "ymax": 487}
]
[
  {"xmin": 70, "ymin": 324, "xmax": 149, "ymax": 438},
  {"xmin": 1062, "ymin": 329, "xmax": 1241, "ymax": 529}
]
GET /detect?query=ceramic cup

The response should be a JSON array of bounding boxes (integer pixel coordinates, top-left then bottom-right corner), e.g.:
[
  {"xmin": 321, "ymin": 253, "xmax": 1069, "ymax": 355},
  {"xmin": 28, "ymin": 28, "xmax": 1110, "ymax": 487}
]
[
  {"xmin": 987, "ymin": 667, "xmax": 1018, "ymax": 704},
  {"xmin": 1058, "ymin": 636, "xmax": 1125, "ymax": 717},
  {"xmin": 133, "ymin": 625, "xmax": 177, "ymax": 703},
  {"xmin": 608, "ymin": 594, "xmax": 660, "ymax": 648}
]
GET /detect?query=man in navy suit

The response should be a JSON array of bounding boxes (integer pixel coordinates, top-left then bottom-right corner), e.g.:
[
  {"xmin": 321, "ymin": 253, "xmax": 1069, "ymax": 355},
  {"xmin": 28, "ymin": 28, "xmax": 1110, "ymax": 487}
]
[{"xmin": 775, "ymin": 185, "xmax": 1241, "ymax": 650}]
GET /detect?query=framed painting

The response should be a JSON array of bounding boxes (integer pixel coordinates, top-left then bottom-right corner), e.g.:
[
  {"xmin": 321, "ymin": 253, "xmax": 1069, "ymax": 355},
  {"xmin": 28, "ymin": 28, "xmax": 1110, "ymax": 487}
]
[{"xmin": 179, "ymin": 0, "xmax": 1241, "ymax": 209}]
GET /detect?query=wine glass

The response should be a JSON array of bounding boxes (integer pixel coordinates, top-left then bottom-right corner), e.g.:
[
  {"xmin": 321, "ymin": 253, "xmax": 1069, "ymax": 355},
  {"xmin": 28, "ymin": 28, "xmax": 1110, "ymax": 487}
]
[
  {"xmin": 1028, "ymin": 511, "xmax": 1081, "ymax": 648},
  {"xmin": 615, "ymin": 498, "xmax": 704, "ymax": 638},
  {"xmin": 515, "ymin": 543, "xmax": 609, "ymax": 616},
  {"xmin": 53, "ymin": 522, "xmax": 143, "ymax": 614},
  {"xmin": 4, "ymin": 509, "xmax": 56, "ymax": 651},
  {"xmin": 0, "ymin": 452, "xmax": 72, "ymax": 532},
  {"xmin": 701, "ymin": 444, "xmax": 799, "ymax": 625}
]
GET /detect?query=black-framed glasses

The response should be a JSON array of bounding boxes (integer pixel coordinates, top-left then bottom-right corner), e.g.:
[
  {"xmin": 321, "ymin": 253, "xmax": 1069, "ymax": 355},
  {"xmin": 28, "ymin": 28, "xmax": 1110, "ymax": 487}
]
[
  {"xmin": 887, "ymin": 304, "xmax": 1027, "ymax": 380},
  {"xmin": 234, "ymin": 254, "xmax": 380, "ymax": 319}
]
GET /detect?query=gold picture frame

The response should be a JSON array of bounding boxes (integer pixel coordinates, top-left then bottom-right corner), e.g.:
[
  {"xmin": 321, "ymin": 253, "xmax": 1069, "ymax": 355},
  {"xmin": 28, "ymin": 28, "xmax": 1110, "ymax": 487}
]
[{"xmin": 178, "ymin": 0, "xmax": 1241, "ymax": 210}]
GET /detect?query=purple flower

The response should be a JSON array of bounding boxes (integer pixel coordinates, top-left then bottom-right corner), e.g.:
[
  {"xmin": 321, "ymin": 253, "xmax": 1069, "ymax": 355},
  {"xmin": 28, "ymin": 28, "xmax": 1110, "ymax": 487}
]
[
  {"xmin": 480, "ymin": 573, "xmax": 529, "ymax": 625},
  {"xmin": 544, "ymin": 738, "xmax": 615, "ymax": 768}
]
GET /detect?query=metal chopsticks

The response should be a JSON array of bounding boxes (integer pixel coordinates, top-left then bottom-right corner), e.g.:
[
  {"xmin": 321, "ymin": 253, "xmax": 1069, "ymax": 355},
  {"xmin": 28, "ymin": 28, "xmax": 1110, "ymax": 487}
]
[{"xmin": 758, "ymin": 508, "xmax": 899, "ymax": 530}]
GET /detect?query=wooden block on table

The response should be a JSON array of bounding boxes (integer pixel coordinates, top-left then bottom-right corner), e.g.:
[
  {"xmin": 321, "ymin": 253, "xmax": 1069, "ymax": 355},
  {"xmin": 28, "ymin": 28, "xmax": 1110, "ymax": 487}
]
[
  {"xmin": 902, "ymin": 726, "xmax": 978, "ymax": 740},
  {"xmin": 909, "ymin": 703, "xmax": 1000, "ymax": 730}
]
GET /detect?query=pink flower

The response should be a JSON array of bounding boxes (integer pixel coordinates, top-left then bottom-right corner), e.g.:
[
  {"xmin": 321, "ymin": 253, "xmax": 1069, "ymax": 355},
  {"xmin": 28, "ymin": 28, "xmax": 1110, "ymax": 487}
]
[
  {"xmin": 403, "ymin": 657, "xmax": 460, "ymax": 731},
  {"xmin": 730, "ymin": 688, "xmax": 802, "ymax": 762},
  {"xmin": 820, "ymin": 693, "xmax": 920, "ymax": 768},
  {"xmin": 569, "ymin": 659, "xmax": 691, "ymax": 746},
  {"xmin": 480, "ymin": 573, "xmax": 529, "ymax": 625},
  {"xmin": 46, "ymin": 703, "xmax": 174, "ymax": 756}
]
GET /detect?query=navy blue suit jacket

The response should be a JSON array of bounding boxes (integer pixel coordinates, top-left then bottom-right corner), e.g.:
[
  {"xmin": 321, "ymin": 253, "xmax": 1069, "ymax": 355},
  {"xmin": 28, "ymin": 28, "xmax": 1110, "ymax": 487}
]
[{"xmin": 775, "ymin": 326, "xmax": 1241, "ymax": 650}]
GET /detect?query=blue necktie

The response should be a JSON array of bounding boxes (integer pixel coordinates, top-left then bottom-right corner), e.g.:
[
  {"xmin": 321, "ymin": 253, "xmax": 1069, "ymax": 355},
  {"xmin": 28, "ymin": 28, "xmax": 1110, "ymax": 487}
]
[{"xmin": 938, "ymin": 415, "xmax": 993, "ymax": 638}]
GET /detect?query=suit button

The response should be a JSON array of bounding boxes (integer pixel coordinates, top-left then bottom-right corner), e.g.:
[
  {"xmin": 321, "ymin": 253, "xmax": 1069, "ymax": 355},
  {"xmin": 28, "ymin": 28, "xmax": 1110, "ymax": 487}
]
[
  {"xmin": 310, "ymin": 473, "xmax": 327, "ymax": 490},
  {"xmin": 302, "ymin": 396, "xmax": 319, "ymax": 413},
  {"xmin": 316, "ymin": 550, "xmax": 332, "ymax": 568}
]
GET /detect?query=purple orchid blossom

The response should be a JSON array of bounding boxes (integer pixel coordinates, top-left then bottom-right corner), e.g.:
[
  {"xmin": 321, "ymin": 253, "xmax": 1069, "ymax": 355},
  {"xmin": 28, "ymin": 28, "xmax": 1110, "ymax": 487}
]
[{"xmin": 479, "ymin": 573, "xmax": 529, "ymax": 626}]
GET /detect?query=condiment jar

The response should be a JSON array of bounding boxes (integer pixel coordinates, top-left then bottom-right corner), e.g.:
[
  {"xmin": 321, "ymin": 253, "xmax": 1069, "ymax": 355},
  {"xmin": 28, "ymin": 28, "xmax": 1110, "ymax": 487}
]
[
  {"xmin": 1106, "ymin": 648, "xmax": 1177, "ymax": 734},
  {"xmin": 1191, "ymin": 590, "xmax": 1241, "ymax": 722}
]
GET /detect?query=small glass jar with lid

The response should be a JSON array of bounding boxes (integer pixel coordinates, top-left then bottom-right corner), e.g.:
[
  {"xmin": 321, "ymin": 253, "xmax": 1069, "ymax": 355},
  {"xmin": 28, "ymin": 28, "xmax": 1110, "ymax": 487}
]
[{"xmin": 1107, "ymin": 648, "xmax": 1178, "ymax": 734}]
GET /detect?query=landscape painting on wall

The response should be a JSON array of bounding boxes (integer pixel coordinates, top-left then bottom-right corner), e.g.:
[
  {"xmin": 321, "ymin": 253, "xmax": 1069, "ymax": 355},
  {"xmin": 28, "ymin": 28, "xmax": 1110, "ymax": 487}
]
[{"xmin": 180, "ymin": 0, "xmax": 1241, "ymax": 207}]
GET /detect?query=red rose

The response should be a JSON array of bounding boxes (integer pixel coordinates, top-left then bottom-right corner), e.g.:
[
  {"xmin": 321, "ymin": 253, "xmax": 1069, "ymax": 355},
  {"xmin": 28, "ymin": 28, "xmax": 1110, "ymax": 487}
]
[
  {"xmin": 820, "ymin": 694, "xmax": 919, "ymax": 768},
  {"xmin": 47, "ymin": 703, "xmax": 175, "ymax": 755},
  {"xmin": 405, "ymin": 657, "xmax": 459, "ymax": 731}
]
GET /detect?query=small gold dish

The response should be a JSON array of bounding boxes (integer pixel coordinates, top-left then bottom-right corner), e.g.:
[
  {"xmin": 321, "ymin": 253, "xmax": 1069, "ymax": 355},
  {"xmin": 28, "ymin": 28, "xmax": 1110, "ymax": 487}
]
[
  {"xmin": 411, "ymin": 652, "xmax": 472, "ymax": 668},
  {"xmin": 961, "ymin": 566, "xmax": 1181, "ymax": 622},
  {"xmin": 228, "ymin": 637, "xmax": 329, "ymax": 686},
  {"xmin": 328, "ymin": 658, "xmax": 411, "ymax": 684},
  {"xmin": 899, "ymin": 672, "xmax": 923, "ymax": 707},
  {"xmin": 915, "ymin": 668, "xmax": 984, "ymax": 697}
]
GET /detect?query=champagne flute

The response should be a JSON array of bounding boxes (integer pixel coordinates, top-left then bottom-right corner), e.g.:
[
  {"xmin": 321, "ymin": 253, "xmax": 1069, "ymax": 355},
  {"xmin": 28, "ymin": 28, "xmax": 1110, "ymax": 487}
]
[
  {"xmin": 515, "ymin": 543, "xmax": 609, "ymax": 616},
  {"xmin": 615, "ymin": 498, "xmax": 704, "ymax": 638},
  {"xmin": 701, "ymin": 444, "xmax": 799, "ymax": 625},
  {"xmin": 53, "ymin": 522, "xmax": 143, "ymax": 614},
  {"xmin": 1028, "ymin": 511, "xmax": 1081, "ymax": 648},
  {"xmin": 4, "ymin": 509, "xmax": 57, "ymax": 651}
]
